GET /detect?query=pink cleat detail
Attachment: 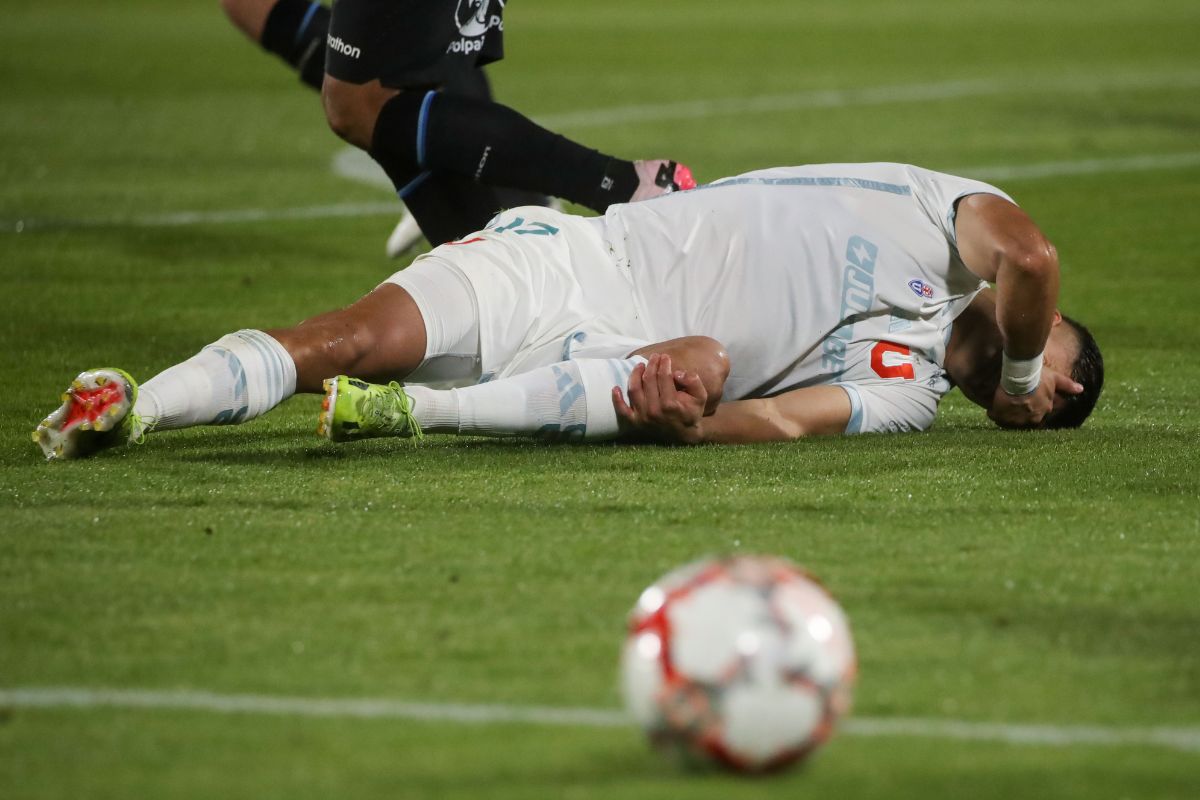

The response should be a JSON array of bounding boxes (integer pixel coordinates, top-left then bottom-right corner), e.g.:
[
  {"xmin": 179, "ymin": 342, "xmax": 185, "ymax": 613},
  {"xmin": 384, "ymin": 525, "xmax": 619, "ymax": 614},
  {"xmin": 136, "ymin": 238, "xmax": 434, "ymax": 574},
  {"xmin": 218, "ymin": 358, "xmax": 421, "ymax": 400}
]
[{"xmin": 630, "ymin": 160, "xmax": 697, "ymax": 202}]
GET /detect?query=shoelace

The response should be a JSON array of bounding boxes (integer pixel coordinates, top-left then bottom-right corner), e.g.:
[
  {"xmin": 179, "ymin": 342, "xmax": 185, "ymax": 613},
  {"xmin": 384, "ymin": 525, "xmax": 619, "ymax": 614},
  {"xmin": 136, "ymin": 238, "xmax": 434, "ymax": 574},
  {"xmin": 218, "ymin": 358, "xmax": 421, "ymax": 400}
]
[{"xmin": 360, "ymin": 382, "xmax": 423, "ymax": 440}]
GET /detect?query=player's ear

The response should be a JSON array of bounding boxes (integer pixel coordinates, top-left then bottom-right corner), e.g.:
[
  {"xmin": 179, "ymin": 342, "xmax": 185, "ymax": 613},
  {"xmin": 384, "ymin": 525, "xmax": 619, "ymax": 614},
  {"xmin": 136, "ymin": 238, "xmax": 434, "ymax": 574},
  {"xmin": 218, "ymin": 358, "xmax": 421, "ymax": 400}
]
[{"xmin": 1051, "ymin": 309, "xmax": 1064, "ymax": 326}]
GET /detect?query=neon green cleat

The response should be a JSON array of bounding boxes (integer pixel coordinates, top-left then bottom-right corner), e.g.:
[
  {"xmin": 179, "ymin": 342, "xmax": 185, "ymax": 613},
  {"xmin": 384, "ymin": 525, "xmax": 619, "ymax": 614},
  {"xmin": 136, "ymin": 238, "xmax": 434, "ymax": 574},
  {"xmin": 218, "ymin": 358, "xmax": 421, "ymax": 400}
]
[
  {"xmin": 33, "ymin": 368, "xmax": 144, "ymax": 461},
  {"xmin": 317, "ymin": 376, "xmax": 423, "ymax": 443}
]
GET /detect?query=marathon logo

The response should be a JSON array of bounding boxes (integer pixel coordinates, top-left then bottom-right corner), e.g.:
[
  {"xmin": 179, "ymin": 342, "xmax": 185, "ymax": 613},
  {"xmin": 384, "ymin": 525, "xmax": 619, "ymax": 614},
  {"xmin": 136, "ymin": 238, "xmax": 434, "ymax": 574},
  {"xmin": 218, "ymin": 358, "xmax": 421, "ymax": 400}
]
[
  {"xmin": 328, "ymin": 34, "xmax": 361, "ymax": 60},
  {"xmin": 821, "ymin": 236, "xmax": 879, "ymax": 374}
]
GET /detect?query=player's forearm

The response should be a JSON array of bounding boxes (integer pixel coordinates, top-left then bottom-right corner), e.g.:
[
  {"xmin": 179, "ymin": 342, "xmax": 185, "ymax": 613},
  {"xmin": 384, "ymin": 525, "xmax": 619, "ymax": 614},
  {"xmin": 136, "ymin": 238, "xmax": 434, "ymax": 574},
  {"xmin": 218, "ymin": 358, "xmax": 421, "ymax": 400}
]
[
  {"xmin": 696, "ymin": 399, "xmax": 810, "ymax": 444},
  {"xmin": 697, "ymin": 387, "xmax": 853, "ymax": 444},
  {"xmin": 995, "ymin": 243, "xmax": 1059, "ymax": 360}
]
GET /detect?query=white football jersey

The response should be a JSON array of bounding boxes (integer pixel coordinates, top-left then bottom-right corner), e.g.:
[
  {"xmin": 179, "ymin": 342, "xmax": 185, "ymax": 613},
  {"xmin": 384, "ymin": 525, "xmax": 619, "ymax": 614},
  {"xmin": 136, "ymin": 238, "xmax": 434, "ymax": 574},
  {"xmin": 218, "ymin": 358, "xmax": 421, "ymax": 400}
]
[{"xmin": 601, "ymin": 163, "xmax": 1013, "ymax": 433}]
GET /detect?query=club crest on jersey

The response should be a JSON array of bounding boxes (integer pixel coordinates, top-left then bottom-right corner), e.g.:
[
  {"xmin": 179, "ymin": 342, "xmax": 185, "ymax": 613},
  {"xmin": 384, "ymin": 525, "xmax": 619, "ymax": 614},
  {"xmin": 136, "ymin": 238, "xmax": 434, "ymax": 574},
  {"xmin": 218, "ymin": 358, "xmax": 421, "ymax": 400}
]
[
  {"xmin": 455, "ymin": 0, "xmax": 491, "ymax": 37},
  {"xmin": 908, "ymin": 279, "xmax": 934, "ymax": 299}
]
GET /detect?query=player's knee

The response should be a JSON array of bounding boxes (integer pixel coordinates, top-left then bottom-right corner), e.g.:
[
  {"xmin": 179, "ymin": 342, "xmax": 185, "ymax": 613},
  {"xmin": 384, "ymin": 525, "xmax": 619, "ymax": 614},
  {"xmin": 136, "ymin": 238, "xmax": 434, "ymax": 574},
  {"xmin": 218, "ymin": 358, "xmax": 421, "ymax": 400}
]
[
  {"xmin": 636, "ymin": 335, "xmax": 729, "ymax": 413},
  {"xmin": 321, "ymin": 80, "xmax": 359, "ymax": 145},
  {"xmin": 321, "ymin": 78, "xmax": 379, "ymax": 149},
  {"xmin": 687, "ymin": 336, "xmax": 730, "ymax": 412},
  {"xmin": 219, "ymin": 0, "xmax": 261, "ymax": 38}
]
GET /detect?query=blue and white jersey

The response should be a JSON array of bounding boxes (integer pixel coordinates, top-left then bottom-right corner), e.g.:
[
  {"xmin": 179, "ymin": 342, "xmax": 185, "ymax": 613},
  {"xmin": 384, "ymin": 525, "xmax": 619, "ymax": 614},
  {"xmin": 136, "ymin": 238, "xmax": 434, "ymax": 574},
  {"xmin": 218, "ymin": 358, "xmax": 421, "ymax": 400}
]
[{"xmin": 601, "ymin": 163, "xmax": 1013, "ymax": 433}]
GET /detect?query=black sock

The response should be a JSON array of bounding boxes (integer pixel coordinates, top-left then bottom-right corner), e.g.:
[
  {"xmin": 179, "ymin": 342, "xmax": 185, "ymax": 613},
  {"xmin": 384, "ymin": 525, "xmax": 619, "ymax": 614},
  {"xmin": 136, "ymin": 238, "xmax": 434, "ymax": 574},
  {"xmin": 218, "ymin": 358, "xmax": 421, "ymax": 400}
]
[
  {"xmin": 260, "ymin": 0, "xmax": 329, "ymax": 91},
  {"xmin": 441, "ymin": 70, "xmax": 550, "ymax": 209},
  {"xmin": 427, "ymin": 93, "xmax": 638, "ymax": 211},
  {"xmin": 369, "ymin": 91, "xmax": 426, "ymax": 193},
  {"xmin": 371, "ymin": 90, "xmax": 637, "ymax": 213},
  {"xmin": 403, "ymin": 174, "xmax": 503, "ymax": 245}
]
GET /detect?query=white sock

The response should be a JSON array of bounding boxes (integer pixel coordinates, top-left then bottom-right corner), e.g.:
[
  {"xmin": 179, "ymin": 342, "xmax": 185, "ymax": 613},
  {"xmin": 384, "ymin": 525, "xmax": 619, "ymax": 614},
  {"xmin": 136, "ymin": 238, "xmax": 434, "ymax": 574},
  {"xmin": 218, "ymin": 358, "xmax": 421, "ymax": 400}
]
[
  {"xmin": 406, "ymin": 357, "xmax": 646, "ymax": 442},
  {"xmin": 134, "ymin": 330, "xmax": 298, "ymax": 432}
]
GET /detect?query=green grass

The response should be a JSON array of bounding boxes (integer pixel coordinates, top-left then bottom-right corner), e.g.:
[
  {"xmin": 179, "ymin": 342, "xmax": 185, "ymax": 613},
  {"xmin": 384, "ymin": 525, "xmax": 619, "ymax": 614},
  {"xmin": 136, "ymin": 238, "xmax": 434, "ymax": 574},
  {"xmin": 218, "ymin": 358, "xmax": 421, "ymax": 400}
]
[{"xmin": 2, "ymin": 1, "xmax": 1199, "ymax": 797}]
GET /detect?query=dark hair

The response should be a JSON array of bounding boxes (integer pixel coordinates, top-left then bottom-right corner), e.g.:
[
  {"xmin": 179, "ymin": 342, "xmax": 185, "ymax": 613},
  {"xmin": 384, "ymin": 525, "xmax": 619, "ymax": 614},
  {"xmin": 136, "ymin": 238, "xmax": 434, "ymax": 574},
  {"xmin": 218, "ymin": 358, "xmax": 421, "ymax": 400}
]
[{"xmin": 1045, "ymin": 315, "xmax": 1104, "ymax": 429}]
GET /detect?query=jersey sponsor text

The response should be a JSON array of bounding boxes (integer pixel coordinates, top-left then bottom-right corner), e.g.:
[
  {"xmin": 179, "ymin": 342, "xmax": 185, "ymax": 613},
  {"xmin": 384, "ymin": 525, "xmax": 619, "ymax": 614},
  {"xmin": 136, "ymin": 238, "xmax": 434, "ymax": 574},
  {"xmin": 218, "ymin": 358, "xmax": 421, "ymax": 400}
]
[
  {"xmin": 327, "ymin": 34, "xmax": 361, "ymax": 59},
  {"xmin": 821, "ymin": 236, "xmax": 879, "ymax": 375}
]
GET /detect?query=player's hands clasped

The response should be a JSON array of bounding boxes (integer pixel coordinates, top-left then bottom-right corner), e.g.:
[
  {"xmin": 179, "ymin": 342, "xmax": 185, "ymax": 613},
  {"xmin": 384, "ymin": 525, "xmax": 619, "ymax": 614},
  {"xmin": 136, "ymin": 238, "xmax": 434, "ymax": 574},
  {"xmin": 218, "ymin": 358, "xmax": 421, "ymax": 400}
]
[
  {"xmin": 988, "ymin": 367, "xmax": 1084, "ymax": 429},
  {"xmin": 613, "ymin": 354, "xmax": 707, "ymax": 443}
]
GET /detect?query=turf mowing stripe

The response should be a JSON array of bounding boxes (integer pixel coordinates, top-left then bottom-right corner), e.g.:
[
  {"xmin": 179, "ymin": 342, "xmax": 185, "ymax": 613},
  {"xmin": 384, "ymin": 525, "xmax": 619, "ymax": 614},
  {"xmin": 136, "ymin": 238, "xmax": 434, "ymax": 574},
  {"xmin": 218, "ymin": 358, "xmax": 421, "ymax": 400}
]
[
  {"xmin": 962, "ymin": 152, "xmax": 1200, "ymax": 182},
  {"xmin": 3, "ymin": 687, "xmax": 1198, "ymax": 753},
  {"xmin": 4, "ymin": 202, "xmax": 399, "ymax": 233},
  {"xmin": 534, "ymin": 71, "xmax": 1200, "ymax": 130}
]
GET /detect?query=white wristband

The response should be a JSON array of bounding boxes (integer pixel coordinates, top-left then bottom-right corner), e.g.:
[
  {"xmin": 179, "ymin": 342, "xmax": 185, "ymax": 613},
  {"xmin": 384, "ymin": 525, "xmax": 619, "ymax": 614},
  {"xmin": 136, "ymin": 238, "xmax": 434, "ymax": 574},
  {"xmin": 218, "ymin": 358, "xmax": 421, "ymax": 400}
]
[{"xmin": 1001, "ymin": 352, "xmax": 1043, "ymax": 396}]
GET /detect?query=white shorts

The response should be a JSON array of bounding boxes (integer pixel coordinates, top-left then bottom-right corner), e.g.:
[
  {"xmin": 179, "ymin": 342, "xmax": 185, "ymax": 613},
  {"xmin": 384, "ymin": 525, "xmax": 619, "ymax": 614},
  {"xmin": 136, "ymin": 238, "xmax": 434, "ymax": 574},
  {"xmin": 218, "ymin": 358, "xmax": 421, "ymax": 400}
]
[{"xmin": 385, "ymin": 206, "xmax": 652, "ymax": 384}]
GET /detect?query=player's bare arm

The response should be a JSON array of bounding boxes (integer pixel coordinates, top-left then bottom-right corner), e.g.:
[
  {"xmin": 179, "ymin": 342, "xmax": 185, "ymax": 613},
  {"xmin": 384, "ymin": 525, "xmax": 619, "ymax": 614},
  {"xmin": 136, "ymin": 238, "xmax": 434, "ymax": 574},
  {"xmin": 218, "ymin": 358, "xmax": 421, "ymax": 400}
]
[{"xmin": 953, "ymin": 194, "xmax": 1083, "ymax": 428}]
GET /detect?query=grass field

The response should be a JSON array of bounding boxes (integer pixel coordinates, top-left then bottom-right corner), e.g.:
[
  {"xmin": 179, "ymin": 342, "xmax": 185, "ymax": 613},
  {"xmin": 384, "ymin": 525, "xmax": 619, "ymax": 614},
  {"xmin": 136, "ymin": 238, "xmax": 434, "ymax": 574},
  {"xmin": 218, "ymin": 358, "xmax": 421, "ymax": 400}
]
[{"xmin": 2, "ymin": 1, "xmax": 1199, "ymax": 797}]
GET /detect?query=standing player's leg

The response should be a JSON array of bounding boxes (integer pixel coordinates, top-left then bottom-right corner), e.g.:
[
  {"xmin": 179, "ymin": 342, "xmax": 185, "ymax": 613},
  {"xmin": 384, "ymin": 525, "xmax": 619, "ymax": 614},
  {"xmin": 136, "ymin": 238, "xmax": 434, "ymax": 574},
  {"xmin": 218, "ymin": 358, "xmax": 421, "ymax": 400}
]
[
  {"xmin": 441, "ymin": 67, "xmax": 550, "ymax": 212},
  {"xmin": 217, "ymin": 2, "xmax": 550, "ymax": 252},
  {"xmin": 322, "ymin": 0, "xmax": 694, "ymax": 246},
  {"xmin": 329, "ymin": 78, "xmax": 693, "ymax": 231},
  {"xmin": 222, "ymin": 0, "xmax": 329, "ymax": 90},
  {"xmin": 386, "ymin": 67, "xmax": 553, "ymax": 256}
]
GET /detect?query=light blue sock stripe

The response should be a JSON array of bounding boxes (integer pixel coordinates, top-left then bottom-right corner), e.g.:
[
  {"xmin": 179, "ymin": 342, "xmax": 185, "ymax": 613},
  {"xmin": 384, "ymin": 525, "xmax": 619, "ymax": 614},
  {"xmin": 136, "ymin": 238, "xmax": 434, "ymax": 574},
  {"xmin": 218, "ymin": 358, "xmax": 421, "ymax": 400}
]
[
  {"xmin": 238, "ymin": 330, "xmax": 289, "ymax": 406},
  {"xmin": 415, "ymin": 90, "xmax": 437, "ymax": 169},
  {"xmin": 238, "ymin": 332, "xmax": 280, "ymax": 405},
  {"xmin": 607, "ymin": 359, "xmax": 636, "ymax": 391},
  {"xmin": 294, "ymin": 1, "xmax": 322, "ymax": 45}
]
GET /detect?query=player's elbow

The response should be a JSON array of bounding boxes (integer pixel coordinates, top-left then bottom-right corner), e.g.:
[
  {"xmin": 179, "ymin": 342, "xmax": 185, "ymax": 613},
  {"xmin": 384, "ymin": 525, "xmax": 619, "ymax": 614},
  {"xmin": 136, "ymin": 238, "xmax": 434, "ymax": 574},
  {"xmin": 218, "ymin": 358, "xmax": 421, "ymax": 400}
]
[{"xmin": 1004, "ymin": 237, "xmax": 1058, "ymax": 281}]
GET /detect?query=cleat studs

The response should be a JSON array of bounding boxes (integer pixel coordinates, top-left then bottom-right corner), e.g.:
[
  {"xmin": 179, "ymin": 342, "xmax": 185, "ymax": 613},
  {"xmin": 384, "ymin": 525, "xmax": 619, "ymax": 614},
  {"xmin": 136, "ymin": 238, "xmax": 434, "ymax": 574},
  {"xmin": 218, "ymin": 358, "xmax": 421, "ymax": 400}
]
[
  {"xmin": 79, "ymin": 421, "xmax": 92, "ymax": 431},
  {"xmin": 31, "ymin": 430, "xmax": 41, "ymax": 442},
  {"xmin": 61, "ymin": 393, "xmax": 70, "ymax": 403},
  {"xmin": 107, "ymin": 405, "xmax": 121, "ymax": 417},
  {"xmin": 95, "ymin": 375, "xmax": 108, "ymax": 386},
  {"xmin": 72, "ymin": 380, "xmax": 84, "ymax": 390}
]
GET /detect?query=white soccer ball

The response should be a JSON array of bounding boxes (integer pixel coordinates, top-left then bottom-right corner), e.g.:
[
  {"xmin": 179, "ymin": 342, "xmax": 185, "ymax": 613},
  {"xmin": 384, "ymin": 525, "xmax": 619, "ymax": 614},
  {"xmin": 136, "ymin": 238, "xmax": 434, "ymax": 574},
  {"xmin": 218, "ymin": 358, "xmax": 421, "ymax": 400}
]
[{"xmin": 620, "ymin": 555, "xmax": 856, "ymax": 772}]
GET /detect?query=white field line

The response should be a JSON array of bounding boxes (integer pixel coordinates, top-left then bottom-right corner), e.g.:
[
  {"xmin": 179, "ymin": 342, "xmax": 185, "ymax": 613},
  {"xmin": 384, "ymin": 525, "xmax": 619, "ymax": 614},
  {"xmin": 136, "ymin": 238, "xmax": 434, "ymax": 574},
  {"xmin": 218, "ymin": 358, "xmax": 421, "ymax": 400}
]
[
  {"xmin": 3, "ymin": 687, "xmax": 1199, "ymax": 753},
  {"xmin": 4, "ymin": 201, "xmax": 399, "ymax": 233},
  {"xmin": 533, "ymin": 70, "xmax": 1200, "ymax": 130},
  {"xmin": 962, "ymin": 151, "xmax": 1200, "ymax": 182}
]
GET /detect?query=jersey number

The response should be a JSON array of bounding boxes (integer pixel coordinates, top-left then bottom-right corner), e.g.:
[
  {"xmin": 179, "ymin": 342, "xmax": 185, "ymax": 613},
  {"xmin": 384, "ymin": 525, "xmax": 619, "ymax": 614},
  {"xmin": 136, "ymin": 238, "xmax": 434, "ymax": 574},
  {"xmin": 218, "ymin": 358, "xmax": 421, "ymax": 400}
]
[
  {"xmin": 871, "ymin": 342, "xmax": 915, "ymax": 380},
  {"xmin": 493, "ymin": 216, "xmax": 559, "ymax": 236}
]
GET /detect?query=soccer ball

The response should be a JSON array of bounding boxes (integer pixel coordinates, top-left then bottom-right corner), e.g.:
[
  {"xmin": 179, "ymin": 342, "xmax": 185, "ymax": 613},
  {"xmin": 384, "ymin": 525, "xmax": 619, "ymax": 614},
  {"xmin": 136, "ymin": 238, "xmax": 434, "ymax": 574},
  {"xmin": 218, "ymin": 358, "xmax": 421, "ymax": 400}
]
[{"xmin": 620, "ymin": 555, "xmax": 856, "ymax": 772}]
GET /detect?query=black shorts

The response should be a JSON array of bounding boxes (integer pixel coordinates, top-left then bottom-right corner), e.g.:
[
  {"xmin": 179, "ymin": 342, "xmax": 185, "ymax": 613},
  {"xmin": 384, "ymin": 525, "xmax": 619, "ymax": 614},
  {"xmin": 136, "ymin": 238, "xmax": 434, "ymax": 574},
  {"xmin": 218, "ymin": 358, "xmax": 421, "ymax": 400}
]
[{"xmin": 326, "ymin": 0, "xmax": 505, "ymax": 88}]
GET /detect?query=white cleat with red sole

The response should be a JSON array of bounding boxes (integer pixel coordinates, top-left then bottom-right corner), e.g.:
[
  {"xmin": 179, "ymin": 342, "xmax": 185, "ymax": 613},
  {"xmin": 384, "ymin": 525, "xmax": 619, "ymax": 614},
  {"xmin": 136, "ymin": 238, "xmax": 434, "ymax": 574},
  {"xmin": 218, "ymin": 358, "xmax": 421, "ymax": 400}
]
[{"xmin": 32, "ymin": 368, "xmax": 141, "ymax": 461}]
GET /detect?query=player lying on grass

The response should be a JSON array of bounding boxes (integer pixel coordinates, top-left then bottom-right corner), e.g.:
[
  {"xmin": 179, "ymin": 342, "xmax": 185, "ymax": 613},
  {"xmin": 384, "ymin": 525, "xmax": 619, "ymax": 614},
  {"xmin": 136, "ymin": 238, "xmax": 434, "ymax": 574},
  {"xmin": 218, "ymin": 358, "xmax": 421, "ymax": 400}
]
[{"xmin": 33, "ymin": 162, "xmax": 1103, "ymax": 459}]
